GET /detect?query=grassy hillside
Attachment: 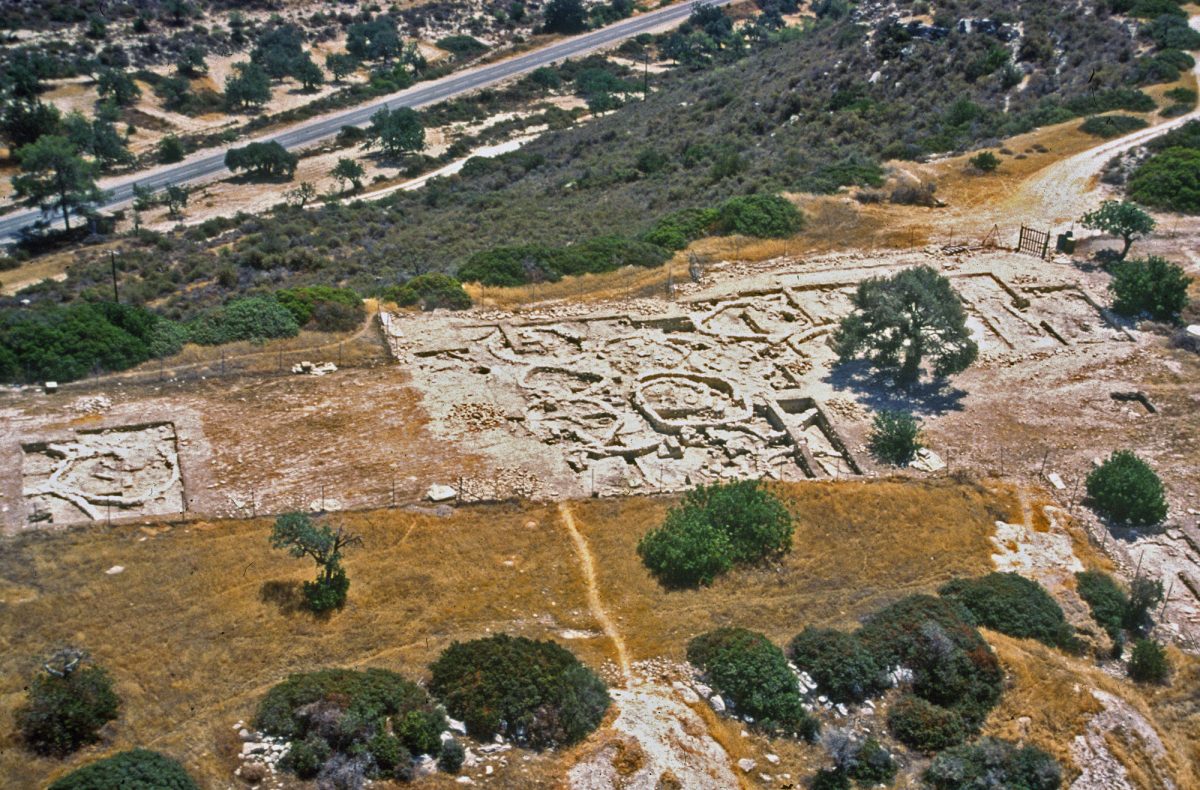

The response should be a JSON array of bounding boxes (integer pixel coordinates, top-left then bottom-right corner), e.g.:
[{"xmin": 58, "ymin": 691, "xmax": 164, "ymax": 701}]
[{"xmin": 4, "ymin": 0, "xmax": 1171, "ymax": 318}]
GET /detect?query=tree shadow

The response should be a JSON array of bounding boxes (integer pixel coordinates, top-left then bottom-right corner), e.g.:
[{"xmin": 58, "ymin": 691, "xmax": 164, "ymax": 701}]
[
  {"xmin": 259, "ymin": 580, "xmax": 306, "ymax": 615},
  {"xmin": 823, "ymin": 359, "xmax": 968, "ymax": 416}
]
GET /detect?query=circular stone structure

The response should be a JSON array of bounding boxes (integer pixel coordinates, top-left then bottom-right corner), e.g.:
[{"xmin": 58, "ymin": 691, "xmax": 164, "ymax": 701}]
[{"xmin": 631, "ymin": 372, "xmax": 753, "ymax": 435}]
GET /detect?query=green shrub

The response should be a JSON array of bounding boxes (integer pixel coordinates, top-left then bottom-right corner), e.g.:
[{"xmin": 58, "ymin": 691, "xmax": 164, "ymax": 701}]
[
  {"xmin": 389, "ymin": 273, "xmax": 472, "ymax": 311},
  {"xmin": 1065, "ymin": 88, "xmax": 1156, "ymax": 116},
  {"xmin": 48, "ymin": 749, "xmax": 198, "ymax": 790},
  {"xmin": 1128, "ymin": 146, "xmax": 1200, "ymax": 213},
  {"xmin": 282, "ymin": 734, "xmax": 330, "ymax": 779},
  {"xmin": 456, "ymin": 236, "xmax": 669, "ymax": 286},
  {"xmin": 810, "ymin": 768, "xmax": 851, "ymax": 790},
  {"xmin": 968, "ymin": 151, "xmax": 1001, "ymax": 172},
  {"xmin": 367, "ymin": 732, "xmax": 406, "ymax": 774},
  {"xmin": 0, "ymin": 302, "xmax": 177, "ymax": 384},
  {"xmin": 1109, "ymin": 256, "xmax": 1191, "ymax": 321},
  {"xmin": 188, "ymin": 297, "xmax": 300, "ymax": 345},
  {"xmin": 638, "ymin": 480, "xmax": 793, "ymax": 587},
  {"xmin": 868, "ymin": 409, "xmax": 922, "ymax": 465},
  {"xmin": 924, "ymin": 738, "xmax": 1062, "ymax": 790},
  {"xmin": 437, "ymin": 35, "xmax": 489, "ymax": 59},
  {"xmin": 714, "ymin": 194, "xmax": 805, "ymax": 238},
  {"xmin": 438, "ymin": 738, "xmax": 466, "ymax": 773},
  {"xmin": 428, "ymin": 634, "xmax": 609, "ymax": 749},
  {"xmin": 1164, "ymin": 87, "xmax": 1197, "ymax": 106},
  {"xmin": 1085, "ymin": 450, "xmax": 1168, "ymax": 526},
  {"xmin": 640, "ymin": 206, "xmax": 719, "ymax": 250},
  {"xmin": 258, "ymin": 669, "xmax": 440, "ymax": 780},
  {"xmin": 636, "ymin": 508, "xmax": 733, "ymax": 587},
  {"xmin": 687, "ymin": 627, "xmax": 819, "ymax": 739},
  {"xmin": 1080, "ymin": 114, "xmax": 1149, "ymax": 139},
  {"xmin": 847, "ymin": 737, "xmax": 897, "ymax": 785},
  {"xmin": 1124, "ymin": 576, "xmax": 1164, "ymax": 635},
  {"xmin": 939, "ymin": 573, "xmax": 1078, "ymax": 650},
  {"xmin": 886, "ymin": 693, "xmax": 968, "ymax": 752},
  {"xmin": 302, "ymin": 566, "xmax": 349, "ymax": 612},
  {"xmin": 17, "ymin": 665, "xmax": 120, "ymax": 756},
  {"xmin": 1075, "ymin": 570, "xmax": 1129, "ymax": 643},
  {"xmin": 1128, "ymin": 639, "xmax": 1170, "ymax": 683},
  {"xmin": 857, "ymin": 595, "xmax": 1002, "ymax": 730},
  {"xmin": 397, "ymin": 709, "xmax": 445, "ymax": 756},
  {"xmin": 275, "ymin": 285, "xmax": 364, "ymax": 329},
  {"xmin": 787, "ymin": 627, "xmax": 887, "ymax": 704}
]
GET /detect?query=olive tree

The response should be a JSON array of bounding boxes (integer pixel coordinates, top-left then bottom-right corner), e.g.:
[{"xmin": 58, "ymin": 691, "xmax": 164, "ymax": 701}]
[
  {"xmin": 1081, "ymin": 201, "xmax": 1156, "ymax": 261},
  {"xmin": 833, "ymin": 265, "xmax": 978, "ymax": 386},
  {"xmin": 269, "ymin": 512, "xmax": 362, "ymax": 612}
]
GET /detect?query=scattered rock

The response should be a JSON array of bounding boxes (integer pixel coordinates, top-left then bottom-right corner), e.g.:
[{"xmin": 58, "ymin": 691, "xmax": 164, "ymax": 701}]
[
  {"xmin": 427, "ymin": 484, "xmax": 457, "ymax": 502},
  {"xmin": 710, "ymin": 695, "xmax": 726, "ymax": 713},
  {"xmin": 105, "ymin": 565, "xmax": 124, "ymax": 575},
  {"xmin": 737, "ymin": 758, "xmax": 757, "ymax": 773}
]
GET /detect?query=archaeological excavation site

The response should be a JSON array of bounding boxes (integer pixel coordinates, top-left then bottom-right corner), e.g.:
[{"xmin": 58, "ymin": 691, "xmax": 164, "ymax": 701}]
[{"xmin": 3, "ymin": 0, "xmax": 1200, "ymax": 786}]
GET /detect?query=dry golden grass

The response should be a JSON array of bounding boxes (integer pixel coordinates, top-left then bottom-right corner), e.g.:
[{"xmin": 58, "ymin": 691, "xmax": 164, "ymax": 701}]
[
  {"xmin": 985, "ymin": 631, "xmax": 1200, "ymax": 788},
  {"xmin": 2, "ymin": 478, "xmax": 1190, "ymax": 788},
  {"xmin": 574, "ymin": 478, "xmax": 1007, "ymax": 660},
  {"xmin": 0, "ymin": 479, "xmax": 1008, "ymax": 789},
  {"xmin": 0, "ymin": 503, "xmax": 593, "ymax": 788}
]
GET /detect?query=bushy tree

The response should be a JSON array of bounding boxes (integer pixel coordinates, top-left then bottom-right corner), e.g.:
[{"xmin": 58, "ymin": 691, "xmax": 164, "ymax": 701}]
[
  {"xmin": 331, "ymin": 157, "xmax": 365, "ymax": 192},
  {"xmin": 49, "ymin": 749, "xmax": 197, "ymax": 790},
  {"xmin": 175, "ymin": 46, "xmax": 208, "ymax": 77},
  {"xmin": 1081, "ymin": 201, "xmax": 1156, "ymax": 261},
  {"xmin": 788, "ymin": 627, "xmax": 887, "ymax": 704},
  {"xmin": 293, "ymin": 55, "xmax": 325, "ymax": 91},
  {"xmin": 544, "ymin": 0, "xmax": 589, "ymax": 34},
  {"xmin": 687, "ymin": 628, "xmax": 818, "ymax": 739},
  {"xmin": 63, "ymin": 110, "xmax": 132, "ymax": 168},
  {"xmin": 269, "ymin": 512, "xmax": 362, "ymax": 612},
  {"xmin": 326, "ymin": 53, "xmax": 359, "ymax": 83},
  {"xmin": 939, "ymin": 573, "xmax": 1078, "ymax": 650},
  {"xmin": 97, "ymin": 68, "xmax": 141, "ymax": 106},
  {"xmin": 1, "ymin": 99, "xmax": 62, "ymax": 150},
  {"xmin": 224, "ymin": 141, "xmax": 298, "ymax": 180},
  {"xmin": 347, "ymin": 17, "xmax": 402, "ymax": 62},
  {"xmin": 367, "ymin": 106, "xmax": 424, "ymax": 158},
  {"xmin": 638, "ymin": 479, "xmax": 793, "ymax": 587},
  {"xmin": 868, "ymin": 409, "xmax": 922, "ymax": 465},
  {"xmin": 924, "ymin": 738, "xmax": 1061, "ymax": 790},
  {"xmin": 224, "ymin": 61, "xmax": 272, "ymax": 111},
  {"xmin": 12, "ymin": 135, "xmax": 102, "ymax": 231},
  {"xmin": 428, "ymin": 634, "xmax": 609, "ymax": 749},
  {"xmin": 1128, "ymin": 639, "xmax": 1170, "ymax": 683},
  {"xmin": 834, "ymin": 265, "xmax": 978, "ymax": 386},
  {"xmin": 1085, "ymin": 450, "xmax": 1167, "ymax": 527},
  {"xmin": 16, "ymin": 650, "xmax": 120, "ymax": 756},
  {"xmin": 158, "ymin": 134, "xmax": 186, "ymax": 164},
  {"xmin": 1109, "ymin": 255, "xmax": 1191, "ymax": 321}
]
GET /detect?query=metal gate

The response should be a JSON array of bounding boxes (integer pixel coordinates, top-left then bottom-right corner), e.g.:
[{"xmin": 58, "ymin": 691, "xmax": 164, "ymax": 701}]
[{"xmin": 1018, "ymin": 225, "xmax": 1051, "ymax": 259}]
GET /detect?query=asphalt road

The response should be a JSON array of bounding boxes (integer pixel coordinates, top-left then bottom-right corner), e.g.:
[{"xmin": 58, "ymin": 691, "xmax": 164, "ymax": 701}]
[{"xmin": 0, "ymin": 0, "xmax": 726, "ymax": 240}]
